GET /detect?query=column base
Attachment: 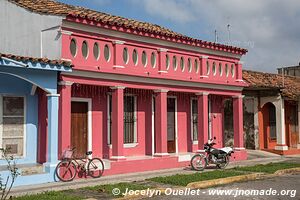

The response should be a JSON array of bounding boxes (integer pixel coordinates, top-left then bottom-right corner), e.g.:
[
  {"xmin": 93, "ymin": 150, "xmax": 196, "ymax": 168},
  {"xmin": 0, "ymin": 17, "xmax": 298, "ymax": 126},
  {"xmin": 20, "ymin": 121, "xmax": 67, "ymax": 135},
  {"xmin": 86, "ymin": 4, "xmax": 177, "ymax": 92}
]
[
  {"xmin": 153, "ymin": 153, "xmax": 169, "ymax": 157},
  {"xmin": 275, "ymin": 145, "xmax": 288, "ymax": 151},
  {"xmin": 110, "ymin": 156, "xmax": 126, "ymax": 161},
  {"xmin": 43, "ymin": 162, "xmax": 58, "ymax": 173},
  {"xmin": 231, "ymin": 147, "xmax": 247, "ymax": 161}
]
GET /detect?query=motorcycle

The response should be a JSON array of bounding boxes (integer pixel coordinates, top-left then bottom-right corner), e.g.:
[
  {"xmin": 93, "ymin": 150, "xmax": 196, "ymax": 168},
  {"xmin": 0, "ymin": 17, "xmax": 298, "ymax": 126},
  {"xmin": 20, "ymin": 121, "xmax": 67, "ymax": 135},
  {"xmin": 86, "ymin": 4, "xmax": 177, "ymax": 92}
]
[{"xmin": 190, "ymin": 137, "xmax": 234, "ymax": 171}]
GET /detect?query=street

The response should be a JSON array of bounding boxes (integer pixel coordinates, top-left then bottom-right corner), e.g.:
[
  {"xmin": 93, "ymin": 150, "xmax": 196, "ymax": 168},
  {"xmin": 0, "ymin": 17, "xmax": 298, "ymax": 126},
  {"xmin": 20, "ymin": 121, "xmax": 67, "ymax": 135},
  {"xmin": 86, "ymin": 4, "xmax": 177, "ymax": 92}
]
[{"xmin": 149, "ymin": 174, "xmax": 300, "ymax": 200}]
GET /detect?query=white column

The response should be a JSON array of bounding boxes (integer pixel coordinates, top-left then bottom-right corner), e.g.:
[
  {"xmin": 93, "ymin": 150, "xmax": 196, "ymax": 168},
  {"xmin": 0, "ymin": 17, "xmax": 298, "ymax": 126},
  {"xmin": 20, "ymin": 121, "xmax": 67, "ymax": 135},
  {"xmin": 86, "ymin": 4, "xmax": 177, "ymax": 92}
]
[
  {"xmin": 275, "ymin": 96, "xmax": 288, "ymax": 151},
  {"xmin": 44, "ymin": 93, "xmax": 60, "ymax": 172},
  {"xmin": 253, "ymin": 97, "xmax": 260, "ymax": 150}
]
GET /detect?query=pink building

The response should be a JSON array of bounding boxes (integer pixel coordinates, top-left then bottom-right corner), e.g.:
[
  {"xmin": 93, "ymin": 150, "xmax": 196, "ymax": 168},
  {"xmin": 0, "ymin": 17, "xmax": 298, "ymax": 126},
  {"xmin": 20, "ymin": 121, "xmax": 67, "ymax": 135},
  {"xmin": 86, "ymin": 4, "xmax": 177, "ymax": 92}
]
[{"xmin": 1, "ymin": 0, "xmax": 248, "ymax": 176}]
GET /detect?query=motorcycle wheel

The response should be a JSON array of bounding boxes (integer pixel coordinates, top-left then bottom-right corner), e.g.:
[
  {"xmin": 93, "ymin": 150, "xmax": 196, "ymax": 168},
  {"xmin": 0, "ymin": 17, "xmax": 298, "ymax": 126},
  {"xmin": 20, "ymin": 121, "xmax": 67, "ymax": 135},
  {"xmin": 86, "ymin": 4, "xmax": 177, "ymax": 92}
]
[
  {"xmin": 217, "ymin": 155, "xmax": 229, "ymax": 169},
  {"xmin": 191, "ymin": 154, "xmax": 207, "ymax": 171}
]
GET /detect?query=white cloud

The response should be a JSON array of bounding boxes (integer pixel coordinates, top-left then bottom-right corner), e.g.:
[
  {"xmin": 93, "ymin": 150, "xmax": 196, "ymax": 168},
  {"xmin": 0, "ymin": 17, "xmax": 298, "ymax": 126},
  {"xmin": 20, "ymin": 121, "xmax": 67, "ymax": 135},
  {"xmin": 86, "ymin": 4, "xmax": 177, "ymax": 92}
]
[
  {"xmin": 131, "ymin": 0, "xmax": 300, "ymax": 72},
  {"xmin": 132, "ymin": 0, "xmax": 197, "ymax": 23}
]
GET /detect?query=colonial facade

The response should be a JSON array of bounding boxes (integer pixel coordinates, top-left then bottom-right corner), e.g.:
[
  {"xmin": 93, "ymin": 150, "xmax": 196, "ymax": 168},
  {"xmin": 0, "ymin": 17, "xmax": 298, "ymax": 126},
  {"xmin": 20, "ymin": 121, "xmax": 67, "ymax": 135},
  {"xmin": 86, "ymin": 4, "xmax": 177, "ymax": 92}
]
[
  {"xmin": 0, "ymin": 0, "xmax": 248, "ymax": 185},
  {"xmin": 0, "ymin": 53, "xmax": 71, "ymax": 186},
  {"xmin": 242, "ymin": 70, "xmax": 300, "ymax": 155}
]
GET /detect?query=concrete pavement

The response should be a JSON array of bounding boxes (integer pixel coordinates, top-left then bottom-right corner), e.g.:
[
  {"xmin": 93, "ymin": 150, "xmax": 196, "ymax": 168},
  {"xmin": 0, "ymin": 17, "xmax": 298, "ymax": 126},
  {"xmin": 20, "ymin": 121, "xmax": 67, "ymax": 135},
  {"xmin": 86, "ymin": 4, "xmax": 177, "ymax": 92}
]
[{"xmin": 10, "ymin": 152, "xmax": 300, "ymax": 197}]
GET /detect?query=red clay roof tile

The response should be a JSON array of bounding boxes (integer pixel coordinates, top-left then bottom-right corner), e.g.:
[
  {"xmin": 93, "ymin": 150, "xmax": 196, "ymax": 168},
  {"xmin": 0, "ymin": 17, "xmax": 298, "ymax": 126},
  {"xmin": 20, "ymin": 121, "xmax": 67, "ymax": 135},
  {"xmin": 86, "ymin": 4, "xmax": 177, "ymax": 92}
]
[
  {"xmin": 8, "ymin": 0, "xmax": 247, "ymax": 55},
  {"xmin": 243, "ymin": 70, "xmax": 300, "ymax": 101},
  {"xmin": 0, "ymin": 53, "xmax": 73, "ymax": 67}
]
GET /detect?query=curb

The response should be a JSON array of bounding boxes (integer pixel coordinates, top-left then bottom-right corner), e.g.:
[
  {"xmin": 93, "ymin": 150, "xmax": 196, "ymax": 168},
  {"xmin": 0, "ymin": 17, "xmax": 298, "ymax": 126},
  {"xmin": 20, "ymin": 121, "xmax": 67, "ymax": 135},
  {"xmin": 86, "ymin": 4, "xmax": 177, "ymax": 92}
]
[
  {"xmin": 115, "ymin": 168, "xmax": 300, "ymax": 200},
  {"xmin": 186, "ymin": 173, "xmax": 263, "ymax": 189},
  {"xmin": 274, "ymin": 167, "xmax": 300, "ymax": 175},
  {"xmin": 116, "ymin": 188, "xmax": 166, "ymax": 200}
]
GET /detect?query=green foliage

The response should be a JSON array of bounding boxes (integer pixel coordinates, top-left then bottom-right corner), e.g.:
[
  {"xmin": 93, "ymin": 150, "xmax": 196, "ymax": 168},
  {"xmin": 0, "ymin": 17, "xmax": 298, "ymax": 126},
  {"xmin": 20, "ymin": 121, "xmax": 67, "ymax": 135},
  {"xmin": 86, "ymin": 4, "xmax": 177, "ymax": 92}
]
[
  {"xmin": 0, "ymin": 148, "xmax": 20, "ymax": 200},
  {"xmin": 13, "ymin": 191, "xmax": 82, "ymax": 200},
  {"xmin": 233, "ymin": 162, "xmax": 300, "ymax": 174},
  {"xmin": 86, "ymin": 182, "xmax": 151, "ymax": 197},
  {"xmin": 148, "ymin": 170, "xmax": 245, "ymax": 186}
]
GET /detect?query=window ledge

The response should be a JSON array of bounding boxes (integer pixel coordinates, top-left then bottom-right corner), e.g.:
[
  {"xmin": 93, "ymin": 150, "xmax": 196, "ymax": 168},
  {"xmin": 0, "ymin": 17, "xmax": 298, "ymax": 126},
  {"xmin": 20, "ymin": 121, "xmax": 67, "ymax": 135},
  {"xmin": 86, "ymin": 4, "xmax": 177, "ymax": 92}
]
[
  {"xmin": 192, "ymin": 141, "xmax": 198, "ymax": 145},
  {"xmin": 108, "ymin": 143, "xmax": 139, "ymax": 148},
  {"xmin": 124, "ymin": 143, "xmax": 138, "ymax": 148}
]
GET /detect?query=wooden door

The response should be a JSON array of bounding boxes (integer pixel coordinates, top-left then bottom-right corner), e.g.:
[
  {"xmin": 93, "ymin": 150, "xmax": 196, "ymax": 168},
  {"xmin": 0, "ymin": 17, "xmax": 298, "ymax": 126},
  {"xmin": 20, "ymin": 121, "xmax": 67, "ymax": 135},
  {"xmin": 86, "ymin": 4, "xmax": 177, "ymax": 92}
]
[
  {"xmin": 285, "ymin": 103, "xmax": 298, "ymax": 148},
  {"xmin": 71, "ymin": 102, "xmax": 88, "ymax": 158},
  {"xmin": 167, "ymin": 98, "xmax": 176, "ymax": 153}
]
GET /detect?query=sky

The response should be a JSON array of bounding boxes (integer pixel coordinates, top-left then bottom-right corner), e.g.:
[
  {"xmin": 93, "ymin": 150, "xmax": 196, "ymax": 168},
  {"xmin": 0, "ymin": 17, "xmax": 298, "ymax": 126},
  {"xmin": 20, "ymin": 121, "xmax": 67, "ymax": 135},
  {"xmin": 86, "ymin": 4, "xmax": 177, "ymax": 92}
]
[{"xmin": 58, "ymin": 0, "xmax": 300, "ymax": 72}]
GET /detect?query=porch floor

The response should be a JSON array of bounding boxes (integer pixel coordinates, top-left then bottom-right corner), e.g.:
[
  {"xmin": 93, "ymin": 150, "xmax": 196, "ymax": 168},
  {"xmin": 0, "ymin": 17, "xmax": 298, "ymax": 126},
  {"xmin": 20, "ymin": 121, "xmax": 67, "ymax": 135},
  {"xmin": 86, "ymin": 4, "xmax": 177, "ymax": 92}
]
[
  {"xmin": 0, "ymin": 163, "xmax": 44, "ymax": 176},
  {"xmin": 263, "ymin": 148, "xmax": 300, "ymax": 155}
]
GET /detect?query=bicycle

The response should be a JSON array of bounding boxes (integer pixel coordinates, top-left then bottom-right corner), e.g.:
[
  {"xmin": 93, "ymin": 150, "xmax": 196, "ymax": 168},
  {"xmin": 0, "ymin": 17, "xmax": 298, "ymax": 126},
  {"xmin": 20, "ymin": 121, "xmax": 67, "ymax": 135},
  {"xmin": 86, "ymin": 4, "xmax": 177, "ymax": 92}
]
[{"xmin": 55, "ymin": 147, "xmax": 104, "ymax": 182}]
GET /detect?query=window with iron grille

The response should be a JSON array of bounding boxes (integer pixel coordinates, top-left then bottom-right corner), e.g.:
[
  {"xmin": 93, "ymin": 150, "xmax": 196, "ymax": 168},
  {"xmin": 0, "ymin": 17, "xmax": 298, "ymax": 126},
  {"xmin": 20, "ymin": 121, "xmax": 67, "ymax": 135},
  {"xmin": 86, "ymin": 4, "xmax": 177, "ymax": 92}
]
[
  {"xmin": 191, "ymin": 99, "xmax": 198, "ymax": 141},
  {"xmin": 0, "ymin": 96, "xmax": 25, "ymax": 157},
  {"xmin": 107, "ymin": 95, "xmax": 137, "ymax": 145}
]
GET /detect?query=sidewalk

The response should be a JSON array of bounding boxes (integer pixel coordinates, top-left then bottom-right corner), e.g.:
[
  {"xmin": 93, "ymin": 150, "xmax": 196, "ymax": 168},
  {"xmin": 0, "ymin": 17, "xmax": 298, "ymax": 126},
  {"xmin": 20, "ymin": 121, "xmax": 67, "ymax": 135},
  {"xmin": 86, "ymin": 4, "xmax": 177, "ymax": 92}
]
[{"xmin": 11, "ymin": 154, "xmax": 300, "ymax": 197}]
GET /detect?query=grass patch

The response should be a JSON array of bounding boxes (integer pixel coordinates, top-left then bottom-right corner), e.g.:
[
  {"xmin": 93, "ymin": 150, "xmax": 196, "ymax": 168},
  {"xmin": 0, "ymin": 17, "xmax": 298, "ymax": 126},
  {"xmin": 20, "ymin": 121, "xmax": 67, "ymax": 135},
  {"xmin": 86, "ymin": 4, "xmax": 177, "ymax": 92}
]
[
  {"xmin": 148, "ymin": 170, "xmax": 246, "ymax": 186},
  {"xmin": 233, "ymin": 162, "xmax": 300, "ymax": 174},
  {"xmin": 85, "ymin": 182, "xmax": 152, "ymax": 198},
  {"xmin": 13, "ymin": 191, "xmax": 82, "ymax": 200}
]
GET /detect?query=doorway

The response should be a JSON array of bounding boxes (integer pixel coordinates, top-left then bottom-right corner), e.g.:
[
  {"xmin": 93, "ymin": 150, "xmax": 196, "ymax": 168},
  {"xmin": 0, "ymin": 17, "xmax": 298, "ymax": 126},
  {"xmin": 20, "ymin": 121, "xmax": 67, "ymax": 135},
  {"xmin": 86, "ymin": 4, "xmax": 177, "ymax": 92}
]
[
  {"xmin": 167, "ymin": 98, "xmax": 176, "ymax": 153},
  {"xmin": 71, "ymin": 101, "xmax": 88, "ymax": 158},
  {"xmin": 261, "ymin": 102, "xmax": 277, "ymax": 149}
]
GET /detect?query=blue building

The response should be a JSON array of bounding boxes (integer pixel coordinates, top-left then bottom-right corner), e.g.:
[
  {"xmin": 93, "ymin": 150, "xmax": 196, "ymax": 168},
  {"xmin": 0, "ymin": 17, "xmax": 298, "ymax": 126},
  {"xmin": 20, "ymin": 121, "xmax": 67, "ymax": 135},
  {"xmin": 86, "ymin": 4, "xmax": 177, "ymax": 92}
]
[{"xmin": 0, "ymin": 53, "xmax": 71, "ymax": 186}]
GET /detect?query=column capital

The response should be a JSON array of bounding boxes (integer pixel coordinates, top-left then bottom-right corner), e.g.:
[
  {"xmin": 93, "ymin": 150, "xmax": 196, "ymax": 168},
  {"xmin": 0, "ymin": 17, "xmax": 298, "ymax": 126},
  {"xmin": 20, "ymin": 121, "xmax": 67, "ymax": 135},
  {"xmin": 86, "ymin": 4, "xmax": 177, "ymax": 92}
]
[
  {"xmin": 110, "ymin": 86, "xmax": 126, "ymax": 90},
  {"xmin": 154, "ymin": 89, "xmax": 169, "ymax": 93},
  {"xmin": 46, "ymin": 93, "xmax": 60, "ymax": 97},
  {"xmin": 195, "ymin": 92, "xmax": 209, "ymax": 96},
  {"xmin": 232, "ymin": 95, "xmax": 245, "ymax": 99},
  {"xmin": 200, "ymin": 55, "xmax": 209, "ymax": 59},
  {"xmin": 112, "ymin": 40, "xmax": 126, "ymax": 45},
  {"xmin": 157, "ymin": 48, "xmax": 168, "ymax": 52},
  {"xmin": 58, "ymin": 81, "xmax": 74, "ymax": 86}
]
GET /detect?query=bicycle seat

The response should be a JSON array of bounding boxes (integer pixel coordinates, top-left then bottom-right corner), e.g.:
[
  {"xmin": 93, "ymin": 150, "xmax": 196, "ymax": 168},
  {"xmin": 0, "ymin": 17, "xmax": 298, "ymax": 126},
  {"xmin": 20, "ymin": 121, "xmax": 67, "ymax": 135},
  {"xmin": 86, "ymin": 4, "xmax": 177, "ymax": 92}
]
[{"xmin": 86, "ymin": 151, "xmax": 93, "ymax": 156}]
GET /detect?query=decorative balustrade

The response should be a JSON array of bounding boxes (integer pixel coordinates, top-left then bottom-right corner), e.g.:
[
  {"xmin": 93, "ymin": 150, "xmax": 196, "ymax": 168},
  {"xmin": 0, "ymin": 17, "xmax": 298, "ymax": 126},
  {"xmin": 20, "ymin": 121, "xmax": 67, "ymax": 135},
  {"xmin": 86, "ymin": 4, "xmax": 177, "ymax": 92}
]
[{"xmin": 62, "ymin": 33, "xmax": 243, "ymax": 85}]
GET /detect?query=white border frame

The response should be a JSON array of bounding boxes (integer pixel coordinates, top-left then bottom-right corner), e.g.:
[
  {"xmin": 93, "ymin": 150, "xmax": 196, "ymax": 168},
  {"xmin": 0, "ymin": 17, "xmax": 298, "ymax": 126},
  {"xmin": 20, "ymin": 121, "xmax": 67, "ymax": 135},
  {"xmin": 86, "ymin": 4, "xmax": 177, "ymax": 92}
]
[
  {"xmin": 71, "ymin": 97, "xmax": 92, "ymax": 158},
  {"xmin": 167, "ymin": 96, "xmax": 178, "ymax": 154},
  {"xmin": 190, "ymin": 97, "xmax": 198, "ymax": 145},
  {"xmin": 151, "ymin": 95, "xmax": 155, "ymax": 156},
  {"xmin": 107, "ymin": 93, "xmax": 138, "ymax": 148},
  {"xmin": 0, "ymin": 94, "xmax": 26, "ymax": 159}
]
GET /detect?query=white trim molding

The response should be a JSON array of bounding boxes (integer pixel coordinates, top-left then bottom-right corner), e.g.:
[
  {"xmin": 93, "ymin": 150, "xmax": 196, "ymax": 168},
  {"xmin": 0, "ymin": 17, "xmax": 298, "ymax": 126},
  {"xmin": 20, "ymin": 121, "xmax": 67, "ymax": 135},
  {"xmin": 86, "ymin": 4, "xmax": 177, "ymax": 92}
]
[
  {"xmin": 113, "ymin": 65, "xmax": 125, "ymax": 69},
  {"xmin": 58, "ymin": 81, "xmax": 74, "ymax": 86},
  {"xmin": 112, "ymin": 40, "xmax": 126, "ymax": 45},
  {"xmin": 71, "ymin": 97, "xmax": 93, "ymax": 158},
  {"xmin": 158, "ymin": 48, "xmax": 168, "ymax": 52},
  {"xmin": 153, "ymin": 153, "xmax": 169, "ymax": 157},
  {"xmin": 110, "ymin": 86, "xmax": 126, "ymax": 90},
  {"xmin": 167, "ymin": 96, "xmax": 178, "ymax": 154},
  {"xmin": 154, "ymin": 89, "xmax": 169, "ymax": 93},
  {"xmin": 195, "ymin": 92, "xmax": 209, "ymax": 96},
  {"xmin": 63, "ymin": 70, "xmax": 244, "ymax": 92},
  {"xmin": 275, "ymin": 145, "xmax": 288, "ymax": 151},
  {"xmin": 46, "ymin": 93, "xmax": 60, "ymax": 97}
]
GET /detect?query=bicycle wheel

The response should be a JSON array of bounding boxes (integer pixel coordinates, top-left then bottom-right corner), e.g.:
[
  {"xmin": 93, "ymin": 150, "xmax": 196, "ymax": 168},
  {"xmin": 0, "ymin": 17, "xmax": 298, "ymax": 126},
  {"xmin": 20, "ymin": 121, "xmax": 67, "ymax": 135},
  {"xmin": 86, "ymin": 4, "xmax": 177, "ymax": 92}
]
[
  {"xmin": 55, "ymin": 160, "xmax": 77, "ymax": 182},
  {"xmin": 87, "ymin": 158, "xmax": 104, "ymax": 178},
  {"xmin": 191, "ymin": 154, "xmax": 207, "ymax": 171}
]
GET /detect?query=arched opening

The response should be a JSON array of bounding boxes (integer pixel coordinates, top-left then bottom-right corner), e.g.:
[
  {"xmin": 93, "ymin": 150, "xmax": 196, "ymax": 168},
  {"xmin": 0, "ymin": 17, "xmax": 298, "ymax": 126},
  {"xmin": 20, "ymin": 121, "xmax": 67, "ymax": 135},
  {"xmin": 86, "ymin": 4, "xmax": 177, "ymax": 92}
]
[{"xmin": 261, "ymin": 102, "xmax": 277, "ymax": 149}]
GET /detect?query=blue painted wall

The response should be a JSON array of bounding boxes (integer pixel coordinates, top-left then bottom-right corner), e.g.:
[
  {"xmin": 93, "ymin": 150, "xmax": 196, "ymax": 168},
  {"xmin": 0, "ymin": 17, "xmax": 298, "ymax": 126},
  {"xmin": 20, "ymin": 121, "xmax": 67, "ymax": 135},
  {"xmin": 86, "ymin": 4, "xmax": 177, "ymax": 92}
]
[{"xmin": 0, "ymin": 74, "xmax": 38, "ymax": 165}]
